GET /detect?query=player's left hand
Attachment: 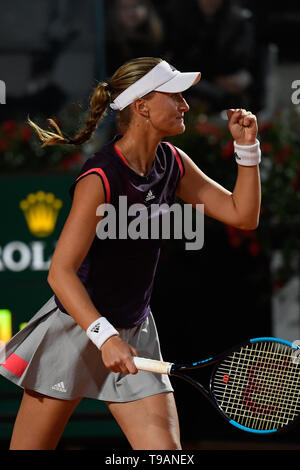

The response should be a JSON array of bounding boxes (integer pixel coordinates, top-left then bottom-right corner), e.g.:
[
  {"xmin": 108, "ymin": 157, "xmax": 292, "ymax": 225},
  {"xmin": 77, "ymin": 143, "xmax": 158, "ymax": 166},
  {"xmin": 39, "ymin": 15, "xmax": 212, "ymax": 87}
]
[{"xmin": 227, "ymin": 108, "xmax": 258, "ymax": 146}]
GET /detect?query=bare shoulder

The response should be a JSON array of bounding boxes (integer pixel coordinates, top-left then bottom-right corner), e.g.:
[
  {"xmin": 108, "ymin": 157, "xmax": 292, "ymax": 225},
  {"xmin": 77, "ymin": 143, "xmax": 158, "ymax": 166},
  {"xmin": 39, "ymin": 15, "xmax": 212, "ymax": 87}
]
[
  {"xmin": 49, "ymin": 173, "xmax": 106, "ymax": 272},
  {"xmin": 72, "ymin": 173, "xmax": 106, "ymax": 209},
  {"xmin": 58, "ymin": 173, "xmax": 106, "ymax": 246}
]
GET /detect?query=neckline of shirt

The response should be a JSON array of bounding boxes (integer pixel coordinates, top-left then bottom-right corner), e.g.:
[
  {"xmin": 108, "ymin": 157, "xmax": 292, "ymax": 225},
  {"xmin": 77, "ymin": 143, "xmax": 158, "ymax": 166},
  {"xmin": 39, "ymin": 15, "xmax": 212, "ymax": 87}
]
[{"xmin": 113, "ymin": 142, "xmax": 158, "ymax": 180}]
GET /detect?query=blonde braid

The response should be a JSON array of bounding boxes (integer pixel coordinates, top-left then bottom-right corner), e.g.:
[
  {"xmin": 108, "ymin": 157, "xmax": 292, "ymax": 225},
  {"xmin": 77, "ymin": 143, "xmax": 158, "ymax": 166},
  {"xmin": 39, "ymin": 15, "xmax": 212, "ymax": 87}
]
[
  {"xmin": 69, "ymin": 83, "xmax": 111, "ymax": 145},
  {"xmin": 28, "ymin": 82, "xmax": 111, "ymax": 147},
  {"xmin": 28, "ymin": 57, "xmax": 163, "ymax": 147}
]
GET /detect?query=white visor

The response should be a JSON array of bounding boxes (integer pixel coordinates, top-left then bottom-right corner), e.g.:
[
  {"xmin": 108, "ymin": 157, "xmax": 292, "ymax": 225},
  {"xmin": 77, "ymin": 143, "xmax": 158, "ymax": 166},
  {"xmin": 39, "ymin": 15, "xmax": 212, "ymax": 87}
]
[{"xmin": 110, "ymin": 60, "xmax": 201, "ymax": 111}]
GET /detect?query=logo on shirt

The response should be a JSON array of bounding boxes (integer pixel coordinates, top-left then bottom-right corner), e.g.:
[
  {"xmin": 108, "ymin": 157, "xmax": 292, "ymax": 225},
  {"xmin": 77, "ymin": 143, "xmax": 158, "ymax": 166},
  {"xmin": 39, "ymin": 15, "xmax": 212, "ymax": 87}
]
[{"xmin": 145, "ymin": 190, "xmax": 155, "ymax": 202}]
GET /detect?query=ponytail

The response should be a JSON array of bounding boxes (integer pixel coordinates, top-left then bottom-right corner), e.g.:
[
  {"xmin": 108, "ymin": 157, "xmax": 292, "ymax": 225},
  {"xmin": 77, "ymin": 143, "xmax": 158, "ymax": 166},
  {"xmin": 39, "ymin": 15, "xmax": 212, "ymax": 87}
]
[
  {"xmin": 28, "ymin": 82, "xmax": 111, "ymax": 147},
  {"xmin": 29, "ymin": 57, "xmax": 162, "ymax": 147}
]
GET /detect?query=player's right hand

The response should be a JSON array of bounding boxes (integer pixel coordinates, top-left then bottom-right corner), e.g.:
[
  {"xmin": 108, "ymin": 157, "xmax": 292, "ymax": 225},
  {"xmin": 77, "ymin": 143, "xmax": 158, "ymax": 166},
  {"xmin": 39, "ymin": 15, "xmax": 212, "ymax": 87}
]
[{"xmin": 100, "ymin": 335, "xmax": 138, "ymax": 374}]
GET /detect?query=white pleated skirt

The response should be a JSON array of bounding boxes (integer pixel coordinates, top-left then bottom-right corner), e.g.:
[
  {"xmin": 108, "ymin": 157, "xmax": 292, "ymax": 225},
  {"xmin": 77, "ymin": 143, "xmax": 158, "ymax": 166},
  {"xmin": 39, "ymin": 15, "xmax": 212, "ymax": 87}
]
[{"xmin": 0, "ymin": 296, "xmax": 173, "ymax": 402}]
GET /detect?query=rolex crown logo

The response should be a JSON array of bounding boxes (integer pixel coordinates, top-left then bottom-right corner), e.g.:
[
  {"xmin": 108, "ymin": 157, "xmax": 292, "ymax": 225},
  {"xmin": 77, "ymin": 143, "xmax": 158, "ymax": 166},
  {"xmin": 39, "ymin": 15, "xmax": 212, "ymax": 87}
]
[{"xmin": 20, "ymin": 191, "xmax": 63, "ymax": 238}]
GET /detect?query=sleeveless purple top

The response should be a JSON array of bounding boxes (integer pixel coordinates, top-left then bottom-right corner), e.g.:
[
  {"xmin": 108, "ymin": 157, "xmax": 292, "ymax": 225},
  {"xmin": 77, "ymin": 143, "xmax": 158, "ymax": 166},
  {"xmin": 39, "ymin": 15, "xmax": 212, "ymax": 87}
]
[{"xmin": 55, "ymin": 136, "xmax": 185, "ymax": 328}]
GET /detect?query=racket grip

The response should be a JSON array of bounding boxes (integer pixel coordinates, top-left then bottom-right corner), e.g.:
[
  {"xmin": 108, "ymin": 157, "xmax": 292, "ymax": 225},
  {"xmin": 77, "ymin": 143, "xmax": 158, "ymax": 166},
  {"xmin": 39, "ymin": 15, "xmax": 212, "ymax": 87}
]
[{"xmin": 133, "ymin": 357, "xmax": 173, "ymax": 375}]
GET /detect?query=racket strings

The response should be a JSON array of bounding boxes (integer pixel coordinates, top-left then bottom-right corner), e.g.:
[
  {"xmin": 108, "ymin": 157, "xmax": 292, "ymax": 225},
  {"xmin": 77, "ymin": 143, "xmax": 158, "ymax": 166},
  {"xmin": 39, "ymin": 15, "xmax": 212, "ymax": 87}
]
[
  {"xmin": 213, "ymin": 383, "xmax": 299, "ymax": 405},
  {"xmin": 212, "ymin": 341, "xmax": 300, "ymax": 430},
  {"xmin": 239, "ymin": 342, "xmax": 300, "ymax": 429},
  {"xmin": 215, "ymin": 364, "xmax": 299, "ymax": 390},
  {"xmin": 235, "ymin": 342, "xmax": 300, "ymax": 430}
]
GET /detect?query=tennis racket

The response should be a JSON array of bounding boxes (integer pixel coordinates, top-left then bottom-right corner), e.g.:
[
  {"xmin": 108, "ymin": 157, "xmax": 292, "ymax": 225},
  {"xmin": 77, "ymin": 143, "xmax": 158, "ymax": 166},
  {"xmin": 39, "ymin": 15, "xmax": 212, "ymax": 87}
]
[{"xmin": 133, "ymin": 337, "xmax": 300, "ymax": 434}]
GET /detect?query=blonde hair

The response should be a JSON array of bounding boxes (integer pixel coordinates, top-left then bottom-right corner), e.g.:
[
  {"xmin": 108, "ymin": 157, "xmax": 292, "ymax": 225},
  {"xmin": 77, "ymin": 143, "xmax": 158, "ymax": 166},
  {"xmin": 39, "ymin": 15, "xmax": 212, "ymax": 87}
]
[{"xmin": 29, "ymin": 57, "xmax": 162, "ymax": 147}]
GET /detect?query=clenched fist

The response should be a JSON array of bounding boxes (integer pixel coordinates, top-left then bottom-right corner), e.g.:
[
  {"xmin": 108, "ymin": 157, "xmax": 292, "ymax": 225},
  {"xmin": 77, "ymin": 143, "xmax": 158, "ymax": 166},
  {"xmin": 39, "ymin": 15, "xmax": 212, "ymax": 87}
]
[{"xmin": 227, "ymin": 108, "xmax": 258, "ymax": 146}]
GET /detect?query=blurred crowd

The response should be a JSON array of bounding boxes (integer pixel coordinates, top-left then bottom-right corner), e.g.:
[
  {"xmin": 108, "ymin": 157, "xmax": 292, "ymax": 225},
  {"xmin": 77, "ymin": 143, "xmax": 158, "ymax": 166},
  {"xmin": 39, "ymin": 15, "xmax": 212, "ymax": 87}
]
[
  {"xmin": 104, "ymin": 0, "xmax": 257, "ymax": 114},
  {"xmin": 1, "ymin": 0, "xmax": 299, "ymax": 123},
  {"xmin": 102, "ymin": 0, "xmax": 293, "ymax": 116}
]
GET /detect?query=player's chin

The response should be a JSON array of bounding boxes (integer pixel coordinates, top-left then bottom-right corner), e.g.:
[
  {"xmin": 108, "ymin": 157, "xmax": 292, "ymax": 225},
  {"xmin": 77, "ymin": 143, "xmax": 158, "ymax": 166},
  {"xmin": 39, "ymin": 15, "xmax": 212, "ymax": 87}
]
[
  {"xmin": 176, "ymin": 119, "xmax": 186, "ymax": 133},
  {"xmin": 165, "ymin": 122, "xmax": 185, "ymax": 137}
]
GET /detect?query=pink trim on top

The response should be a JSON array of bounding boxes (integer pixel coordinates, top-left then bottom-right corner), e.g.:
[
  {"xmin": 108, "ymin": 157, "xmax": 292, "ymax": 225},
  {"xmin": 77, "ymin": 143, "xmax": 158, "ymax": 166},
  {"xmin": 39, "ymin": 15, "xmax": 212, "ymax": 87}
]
[
  {"xmin": 164, "ymin": 141, "xmax": 184, "ymax": 178},
  {"xmin": 76, "ymin": 168, "xmax": 111, "ymax": 204},
  {"xmin": 114, "ymin": 145, "xmax": 130, "ymax": 168}
]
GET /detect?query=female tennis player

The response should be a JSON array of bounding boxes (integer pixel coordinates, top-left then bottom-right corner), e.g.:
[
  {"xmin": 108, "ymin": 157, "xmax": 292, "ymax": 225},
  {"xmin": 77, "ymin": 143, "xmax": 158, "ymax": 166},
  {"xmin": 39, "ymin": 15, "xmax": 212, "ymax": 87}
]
[{"xmin": 0, "ymin": 57, "xmax": 261, "ymax": 450}]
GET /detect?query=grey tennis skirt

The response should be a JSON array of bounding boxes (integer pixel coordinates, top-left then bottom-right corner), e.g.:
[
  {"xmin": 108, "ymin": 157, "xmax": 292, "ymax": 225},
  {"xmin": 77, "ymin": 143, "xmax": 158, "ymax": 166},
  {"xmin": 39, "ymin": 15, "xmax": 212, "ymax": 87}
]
[{"xmin": 0, "ymin": 296, "xmax": 173, "ymax": 402}]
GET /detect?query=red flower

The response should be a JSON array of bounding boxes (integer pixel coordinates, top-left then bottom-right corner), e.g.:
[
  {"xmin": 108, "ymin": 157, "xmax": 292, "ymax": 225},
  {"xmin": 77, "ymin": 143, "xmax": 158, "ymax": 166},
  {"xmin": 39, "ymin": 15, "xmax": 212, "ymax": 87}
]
[
  {"xmin": 274, "ymin": 146, "xmax": 292, "ymax": 164},
  {"xmin": 248, "ymin": 240, "xmax": 260, "ymax": 257},
  {"xmin": 0, "ymin": 139, "xmax": 9, "ymax": 152},
  {"xmin": 225, "ymin": 225, "xmax": 241, "ymax": 247},
  {"xmin": 2, "ymin": 120, "xmax": 17, "ymax": 137},
  {"xmin": 71, "ymin": 152, "xmax": 84, "ymax": 164},
  {"xmin": 292, "ymin": 175, "xmax": 300, "ymax": 191},
  {"xmin": 226, "ymin": 225, "xmax": 259, "ymax": 254},
  {"xmin": 259, "ymin": 121, "xmax": 273, "ymax": 134},
  {"xmin": 61, "ymin": 152, "xmax": 84, "ymax": 170},
  {"xmin": 221, "ymin": 140, "xmax": 234, "ymax": 159},
  {"xmin": 20, "ymin": 125, "xmax": 32, "ymax": 142},
  {"xmin": 261, "ymin": 142, "xmax": 272, "ymax": 154}
]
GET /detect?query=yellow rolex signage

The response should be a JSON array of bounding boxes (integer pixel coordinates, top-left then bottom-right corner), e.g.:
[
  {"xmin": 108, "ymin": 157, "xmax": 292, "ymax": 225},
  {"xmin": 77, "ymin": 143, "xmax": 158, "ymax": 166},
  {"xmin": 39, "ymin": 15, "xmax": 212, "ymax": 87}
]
[
  {"xmin": 0, "ymin": 174, "xmax": 73, "ymax": 338},
  {"xmin": 0, "ymin": 190, "xmax": 64, "ymax": 273},
  {"xmin": 0, "ymin": 177, "xmax": 71, "ymax": 276},
  {"xmin": 20, "ymin": 191, "xmax": 63, "ymax": 238}
]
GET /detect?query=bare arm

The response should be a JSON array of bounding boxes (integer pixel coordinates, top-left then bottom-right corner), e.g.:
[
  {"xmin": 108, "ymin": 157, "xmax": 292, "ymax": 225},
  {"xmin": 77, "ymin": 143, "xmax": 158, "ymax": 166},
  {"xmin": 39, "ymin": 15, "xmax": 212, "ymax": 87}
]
[
  {"xmin": 176, "ymin": 151, "xmax": 261, "ymax": 229},
  {"xmin": 48, "ymin": 174, "xmax": 137, "ymax": 374},
  {"xmin": 176, "ymin": 109, "xmax": 261, "ymax": 230},
  {"xmin": 48, "ymin": 174, "xmax": 105, "ymax": 330}
]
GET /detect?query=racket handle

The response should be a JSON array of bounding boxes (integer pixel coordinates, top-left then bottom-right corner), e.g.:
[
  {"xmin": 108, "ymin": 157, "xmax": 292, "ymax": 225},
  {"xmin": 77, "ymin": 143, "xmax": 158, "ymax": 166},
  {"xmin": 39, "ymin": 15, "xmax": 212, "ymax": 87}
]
[{"xmin": 133, "ymin": 357, "xmax": 173, "ymax": 375}]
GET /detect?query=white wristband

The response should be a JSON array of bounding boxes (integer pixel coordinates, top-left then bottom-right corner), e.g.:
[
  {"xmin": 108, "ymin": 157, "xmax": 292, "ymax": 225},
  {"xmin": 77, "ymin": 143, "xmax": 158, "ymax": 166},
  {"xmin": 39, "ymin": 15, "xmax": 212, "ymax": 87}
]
[
  {"xmin": 234, "ymin": 139, "xmax": 261, "ymax": 166},
  {"xmin": 86, "ymin": 317, "xmax": 119, "ymax": 350}
]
